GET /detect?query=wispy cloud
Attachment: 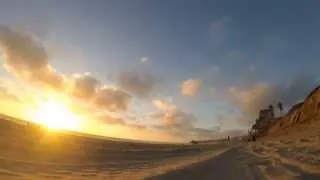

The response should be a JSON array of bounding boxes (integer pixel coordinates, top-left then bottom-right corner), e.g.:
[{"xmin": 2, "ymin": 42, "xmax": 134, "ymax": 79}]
[
  {"xmin": 149, "ymin": 98, "xmax": 245, "ymax": 140},
  {"xmin": 152, "ymin": 99, "xmax": 176, "ymax": 112},
  {"xmin": 116, "ymin": 71, "xmax": 156, "ymax": 98},
  {"xmin": 180, "ymin": 79, "xmax": 202, "ymax": 96},
  {"xmin": 140, "ymin": 56, "xmax": 149, "ymax": 63}
]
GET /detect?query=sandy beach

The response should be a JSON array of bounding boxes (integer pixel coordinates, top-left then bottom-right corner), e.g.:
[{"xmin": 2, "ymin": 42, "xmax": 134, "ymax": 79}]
[
  {"xmin": 151, "ymin": 119, "xmax": 320, "ymax": 180},
  {"xmin": 0, "ymin": 118, "xmax": 230, "ymax": 180},
  {"xmin": 1, "ymin": 117, "xmax": 320, "ymax": 180},
  {"xmin": 0, "ymin": 1, "xmax": 320, "ymax": 179}
]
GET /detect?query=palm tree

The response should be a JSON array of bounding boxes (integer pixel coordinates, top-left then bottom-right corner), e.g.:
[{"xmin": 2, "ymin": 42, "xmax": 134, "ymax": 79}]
[{"xmin": 277, "ymin": 102, "xmax": 283, "ymax": 116}]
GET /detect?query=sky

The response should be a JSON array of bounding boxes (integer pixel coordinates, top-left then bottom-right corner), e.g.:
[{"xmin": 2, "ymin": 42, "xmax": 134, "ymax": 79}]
[{"xmin": 0, "ymin": 0, "xmax": 319, "ymax": 142}]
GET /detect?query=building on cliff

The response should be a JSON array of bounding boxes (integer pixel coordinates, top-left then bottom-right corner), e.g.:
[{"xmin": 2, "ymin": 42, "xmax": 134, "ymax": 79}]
[{"xmin": 252, "ymin": 105, "xmax": 275, "ymax": 136}]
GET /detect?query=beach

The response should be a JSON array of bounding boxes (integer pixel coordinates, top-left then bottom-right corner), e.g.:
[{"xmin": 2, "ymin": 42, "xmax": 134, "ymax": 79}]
[
  {"xmin": 152, "ymin": 119, "xmax": 320, "ymax": 180},
  {"xmin": 1, "ymin": 116, "xmax": 320, "ymax": 180},
  {"xmin": 0, "ymin": 118, "xmax": 228, "ymax": 180}
]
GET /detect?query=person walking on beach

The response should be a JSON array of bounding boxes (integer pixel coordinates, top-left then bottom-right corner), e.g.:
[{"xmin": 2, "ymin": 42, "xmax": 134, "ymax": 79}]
[{"xmin": 227, "ymin": 136, "xmax": 230, "ymax": 145}]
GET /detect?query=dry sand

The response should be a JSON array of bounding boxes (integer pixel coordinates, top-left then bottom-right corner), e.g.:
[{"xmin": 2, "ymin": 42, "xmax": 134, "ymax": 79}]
[
  {"xmin": 0, "ymin": 118, "xmax": 228, "ymax": 180},
  {"xmin": 1, "ymin": 117, "xmax": 320, "ymax": 180},
  {"xmin": 151, "ymin": 120, "xmax": 320, "ymax": 180}
]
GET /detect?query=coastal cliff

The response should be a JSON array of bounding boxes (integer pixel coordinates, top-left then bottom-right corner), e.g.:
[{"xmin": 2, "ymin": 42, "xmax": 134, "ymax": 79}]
[{"xmin": 266, "ymin": 86, "xmax": 320, "ymax": 136}]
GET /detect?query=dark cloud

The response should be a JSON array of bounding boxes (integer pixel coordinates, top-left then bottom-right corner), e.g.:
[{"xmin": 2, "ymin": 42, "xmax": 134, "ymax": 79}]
[
  {"xmin": 0, "ymin": 25, "xmax": 65, "ymax": 90},
  {"xmin": 93, "ymin": 87, "xmax": 131, "ymax": 112},
  {"xmin": 116, "ymin": 71, "xmax": 156, "ymax": 98},
  {"xmin": 0, "ymin": 26, "xmax": 47, "ymax": 69},
  {"xmin": 70, "ymin": 74, "xmax": 100, "ymax": 99}
]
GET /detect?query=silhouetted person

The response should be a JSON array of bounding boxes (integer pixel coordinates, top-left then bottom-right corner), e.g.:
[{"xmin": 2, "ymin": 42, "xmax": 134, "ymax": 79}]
[
  {"xmin": 277, "ymin": 102, "xmax": 283, "ymax": 116},
  {"xmin": 190, "ymin": 140, "xmax": 198, "ymax": 144},
  {"xmin": 269, "ymin": 104, "xmax": 275, "ymax": 117},
  {"xmin": 252, "ymin": 134, "xmax": 256, "ymax": 142},
  {"xmin": 227, "ymin": 136, "xmax": 230, "ymax": 144}
]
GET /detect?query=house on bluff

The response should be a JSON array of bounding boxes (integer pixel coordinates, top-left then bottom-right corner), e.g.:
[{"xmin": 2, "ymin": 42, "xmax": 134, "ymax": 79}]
[{"xmin": 252, "ymin": 105, "xmax": 276, "ymax": 137}]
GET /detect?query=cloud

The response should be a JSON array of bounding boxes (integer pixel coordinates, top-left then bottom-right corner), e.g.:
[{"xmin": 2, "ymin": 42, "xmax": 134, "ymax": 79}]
[
  {"xmin": 93, "ymin": 87, "xmax": 132, "ymax": 112},
  {"xmin": 272, "ymin": 74, "xmax": 318, "ymax": 105},
  {"xmin": 149, "ymin": 98, "xmax": 246, "ymax": 140},
  {"xmin": 116, "ymin": 71, "xmax": 156, "ymax": 98},
  {"xmin": 96, "ymin": 115, "xmax": 125, "ymax": 125},
  {"xmin": 152, "ymin": 99, "xmax": 176, "ymax": 112},
  {"xmin": 151, "ymin": 107, "xmax": 197, "ymax": 131},
  {"xmin": 180, "ymin": 79, "xmax": 202, "ymax": 96},
  {"xmin": 0, "ymin": 86, "xmax": 21, "ymax": 103},
  {"xmin": 0, "ymin": 25, "xmax": 65, "ymax": 90},
  {"xmin": 163, "ymin": 111, "xmax": 196, "ymax": 129},
  {"xmin": 140, "ymin": 57, "xmax": 149, "ymax": 63},
  {"xmin": 228, "ymin": 82, "xmax": 270, "ymax": 116},
  {"xmin": 0, "ymin": 25, "xmax": 132, "ymax": 113},
  {"xmin": 226, "ymin": 73, "xmax": 319, "ymax": 125},
  {"xmin": 151, "ymin": 99, "xmax": 196, "ymax": 130},
  {"xmin": 69, "ymin": 74, "xmax": 101, "ymax": 99},
  {"xmin": 0, "ymin": 77, "xmax": 21, "ymax": 102},
  {"xmin": 150, "ymin": 99, "xmax": 241, "ymax": 140},
  {"xmin": 69, "ymin": 73, "xmax": 100, "ymax": 100}
]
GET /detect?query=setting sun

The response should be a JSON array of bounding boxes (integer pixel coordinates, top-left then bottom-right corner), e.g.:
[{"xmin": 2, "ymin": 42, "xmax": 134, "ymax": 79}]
[{"xmin": 34, "ymin": 98, "xmax": 81, "ymax": 131}]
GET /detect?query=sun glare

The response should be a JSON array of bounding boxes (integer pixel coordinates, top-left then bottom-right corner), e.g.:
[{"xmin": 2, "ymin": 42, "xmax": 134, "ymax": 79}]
[{"xmin": 34, "ymin": 98, "xmax": 81, "ymax": 131}]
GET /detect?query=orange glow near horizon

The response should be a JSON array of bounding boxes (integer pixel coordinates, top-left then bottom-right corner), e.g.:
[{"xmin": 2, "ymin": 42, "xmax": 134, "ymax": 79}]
[
  {"xmin": 32, "ymin": 97, "xmax": 81, "ymax": 131},
  {"xmin": 0, "ymin": 87, "xmax": 181, "ymax": 142}
]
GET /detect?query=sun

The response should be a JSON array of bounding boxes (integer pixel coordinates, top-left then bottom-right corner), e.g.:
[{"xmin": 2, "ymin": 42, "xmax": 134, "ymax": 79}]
[{"xmin": 34, "ymin": 98, "xmax": 81, "ymax": 131}]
